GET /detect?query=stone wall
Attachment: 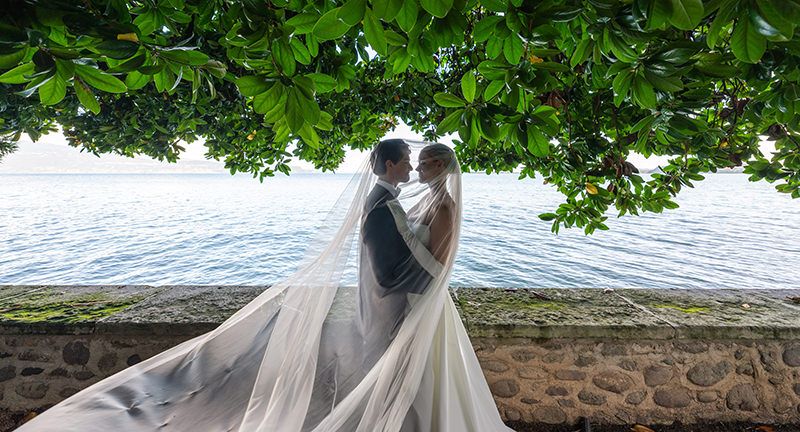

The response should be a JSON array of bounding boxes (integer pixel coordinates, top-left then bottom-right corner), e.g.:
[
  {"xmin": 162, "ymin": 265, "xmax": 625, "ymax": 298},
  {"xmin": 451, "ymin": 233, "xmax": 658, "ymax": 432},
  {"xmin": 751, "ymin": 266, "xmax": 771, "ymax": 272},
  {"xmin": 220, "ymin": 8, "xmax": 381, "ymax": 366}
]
[
  {"xmin": 474, "ymin": 337, "xmax": 800, "ymax": 425},
  {"xmin": 0, "ymin": 334, "xmax": 189, "ymax": 415},
  {"xmin": 2, "ymin": 285, "xmax": 800, "ymax": 430}
]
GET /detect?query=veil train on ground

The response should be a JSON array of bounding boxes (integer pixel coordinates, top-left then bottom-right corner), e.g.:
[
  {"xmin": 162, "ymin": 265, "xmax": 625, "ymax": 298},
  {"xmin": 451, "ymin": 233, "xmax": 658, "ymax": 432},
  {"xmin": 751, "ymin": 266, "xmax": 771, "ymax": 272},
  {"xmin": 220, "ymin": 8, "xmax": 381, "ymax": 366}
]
[{"xmin": 16, "ymin": 140, "xmax": 513, "ymax": 432}]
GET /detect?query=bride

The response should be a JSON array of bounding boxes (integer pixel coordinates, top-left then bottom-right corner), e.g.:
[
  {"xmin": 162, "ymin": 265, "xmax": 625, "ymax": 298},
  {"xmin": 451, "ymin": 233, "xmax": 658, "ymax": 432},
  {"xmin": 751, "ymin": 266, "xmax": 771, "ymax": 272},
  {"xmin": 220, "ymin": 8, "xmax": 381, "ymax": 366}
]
[{"xmin": 17, "ymin": 139, "xmax": 513, "ymax": 432}]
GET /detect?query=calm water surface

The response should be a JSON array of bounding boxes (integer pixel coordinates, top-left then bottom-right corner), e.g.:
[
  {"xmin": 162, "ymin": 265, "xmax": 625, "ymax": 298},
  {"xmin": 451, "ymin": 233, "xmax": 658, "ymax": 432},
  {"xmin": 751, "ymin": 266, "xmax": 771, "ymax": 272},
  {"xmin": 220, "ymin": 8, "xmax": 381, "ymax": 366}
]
[{"xmin": 0, "ymin": 173, "xmax": 797, "ymax": 289}]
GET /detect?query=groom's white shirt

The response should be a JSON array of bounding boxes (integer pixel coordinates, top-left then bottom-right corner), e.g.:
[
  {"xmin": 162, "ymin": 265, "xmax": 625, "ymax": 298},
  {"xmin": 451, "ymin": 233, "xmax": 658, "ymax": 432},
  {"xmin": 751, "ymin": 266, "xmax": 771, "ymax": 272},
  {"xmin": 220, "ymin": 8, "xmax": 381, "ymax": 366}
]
[{"xmin": 376, "ymin": 179, "xmax": 401, "ymax": 198}]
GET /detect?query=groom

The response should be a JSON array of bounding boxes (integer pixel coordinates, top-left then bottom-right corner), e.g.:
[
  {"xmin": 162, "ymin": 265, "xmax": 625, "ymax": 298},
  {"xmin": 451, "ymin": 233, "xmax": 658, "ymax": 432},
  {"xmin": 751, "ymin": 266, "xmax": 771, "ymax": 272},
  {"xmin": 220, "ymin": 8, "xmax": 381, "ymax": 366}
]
[{"xmin": 358, "ymin": 139, "xmax": 433, "ymax": 367}]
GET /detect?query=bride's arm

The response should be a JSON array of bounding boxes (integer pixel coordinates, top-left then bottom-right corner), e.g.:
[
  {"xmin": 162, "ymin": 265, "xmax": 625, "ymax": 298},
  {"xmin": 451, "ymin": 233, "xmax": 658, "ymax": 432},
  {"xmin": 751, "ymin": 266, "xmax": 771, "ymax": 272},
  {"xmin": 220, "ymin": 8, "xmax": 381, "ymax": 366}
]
[{"xmin": 428, "ymin": 203, "xmax": 454, "ymax": 264}]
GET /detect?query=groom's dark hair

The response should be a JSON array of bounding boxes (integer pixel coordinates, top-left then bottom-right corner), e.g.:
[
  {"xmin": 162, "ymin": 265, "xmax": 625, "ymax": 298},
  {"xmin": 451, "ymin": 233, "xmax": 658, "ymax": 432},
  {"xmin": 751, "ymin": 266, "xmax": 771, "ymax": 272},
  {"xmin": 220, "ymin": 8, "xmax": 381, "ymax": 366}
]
[{"xmin": 371, "ymin": 139, "xmax": 409, "ymax": 175}]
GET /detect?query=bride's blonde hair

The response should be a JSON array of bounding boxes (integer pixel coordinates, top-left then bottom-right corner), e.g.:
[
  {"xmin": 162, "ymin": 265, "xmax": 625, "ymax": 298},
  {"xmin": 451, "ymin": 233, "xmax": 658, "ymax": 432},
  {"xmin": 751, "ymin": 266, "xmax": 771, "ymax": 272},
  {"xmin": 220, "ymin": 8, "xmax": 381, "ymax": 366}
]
[{"xmin": 420, "ymin": 143, "xmax": 456, "ymax": 173}]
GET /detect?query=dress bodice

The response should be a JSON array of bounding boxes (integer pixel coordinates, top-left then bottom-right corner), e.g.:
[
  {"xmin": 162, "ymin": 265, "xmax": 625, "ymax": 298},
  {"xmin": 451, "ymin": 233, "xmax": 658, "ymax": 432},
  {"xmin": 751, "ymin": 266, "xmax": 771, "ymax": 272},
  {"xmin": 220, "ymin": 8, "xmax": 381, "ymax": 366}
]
[{"xmin": 410, "ymin": 222, "xmax": 431, "ymax": 249}]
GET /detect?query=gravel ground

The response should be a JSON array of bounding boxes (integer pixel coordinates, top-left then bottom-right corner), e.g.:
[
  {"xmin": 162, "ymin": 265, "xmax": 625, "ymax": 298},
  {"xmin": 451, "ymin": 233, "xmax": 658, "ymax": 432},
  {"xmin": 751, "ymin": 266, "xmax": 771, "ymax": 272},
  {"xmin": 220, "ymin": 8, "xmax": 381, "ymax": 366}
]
[
  {"xmin": 3, "ymin": 410, "xmax": 799, "ymax": 432},
  {"xmin": 506, "ymin": 420, "xmax": 800, "ymax": 432}
]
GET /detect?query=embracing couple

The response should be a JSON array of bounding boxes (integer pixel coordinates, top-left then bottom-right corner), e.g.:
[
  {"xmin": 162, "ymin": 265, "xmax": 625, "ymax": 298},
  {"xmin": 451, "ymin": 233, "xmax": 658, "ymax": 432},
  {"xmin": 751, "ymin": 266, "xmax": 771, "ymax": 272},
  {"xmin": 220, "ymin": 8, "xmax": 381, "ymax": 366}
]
[{"xmin": 18, "ymin": 139, "xmax": 512, "ymax": 432}]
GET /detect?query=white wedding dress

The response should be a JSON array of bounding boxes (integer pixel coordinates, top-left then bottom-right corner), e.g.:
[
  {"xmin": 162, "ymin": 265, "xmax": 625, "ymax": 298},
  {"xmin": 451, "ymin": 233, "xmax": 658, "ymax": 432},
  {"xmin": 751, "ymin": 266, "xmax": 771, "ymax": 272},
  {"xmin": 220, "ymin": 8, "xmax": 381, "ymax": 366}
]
[{"xmin": 17, "ymin": 141, "xmax": 513, "ymax": 432}]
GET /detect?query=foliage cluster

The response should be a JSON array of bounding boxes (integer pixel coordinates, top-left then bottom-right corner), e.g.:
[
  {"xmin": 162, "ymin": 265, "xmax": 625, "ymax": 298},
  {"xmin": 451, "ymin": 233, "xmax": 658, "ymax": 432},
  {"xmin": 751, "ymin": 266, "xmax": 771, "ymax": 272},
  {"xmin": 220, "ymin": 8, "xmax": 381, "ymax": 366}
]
[{"xmin": 1, "ymin": 0, "xmax": 799, "ymax": 233}]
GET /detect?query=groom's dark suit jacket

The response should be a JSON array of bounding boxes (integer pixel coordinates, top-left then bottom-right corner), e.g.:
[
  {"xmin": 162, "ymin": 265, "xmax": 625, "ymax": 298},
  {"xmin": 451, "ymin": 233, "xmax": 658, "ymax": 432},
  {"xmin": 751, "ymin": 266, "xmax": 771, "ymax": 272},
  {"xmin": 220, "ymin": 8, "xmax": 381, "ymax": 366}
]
[{"xmin": 358, "ymin": 184, "xmax": 433, "ymax": 366}]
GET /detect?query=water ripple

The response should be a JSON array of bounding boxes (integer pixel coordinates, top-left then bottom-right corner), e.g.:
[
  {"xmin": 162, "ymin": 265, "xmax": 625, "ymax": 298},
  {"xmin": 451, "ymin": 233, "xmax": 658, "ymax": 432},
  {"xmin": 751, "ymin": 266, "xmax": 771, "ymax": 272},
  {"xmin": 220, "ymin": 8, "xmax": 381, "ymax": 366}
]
[{"xmin": 1, "ymin": 173, "xmax": 798, "ymax": 289}]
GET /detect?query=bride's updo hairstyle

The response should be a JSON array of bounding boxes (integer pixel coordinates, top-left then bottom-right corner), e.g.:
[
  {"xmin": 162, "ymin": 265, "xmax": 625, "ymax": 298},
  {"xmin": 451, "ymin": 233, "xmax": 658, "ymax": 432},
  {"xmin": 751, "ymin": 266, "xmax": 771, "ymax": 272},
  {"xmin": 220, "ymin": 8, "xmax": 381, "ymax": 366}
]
[
  {"xmin": 370, "ymin": 138, "xmax": 409, "ymax": 175},
  {"xmin": 420, "ymin": 143, "xmax": 457, "ymax": 177}
]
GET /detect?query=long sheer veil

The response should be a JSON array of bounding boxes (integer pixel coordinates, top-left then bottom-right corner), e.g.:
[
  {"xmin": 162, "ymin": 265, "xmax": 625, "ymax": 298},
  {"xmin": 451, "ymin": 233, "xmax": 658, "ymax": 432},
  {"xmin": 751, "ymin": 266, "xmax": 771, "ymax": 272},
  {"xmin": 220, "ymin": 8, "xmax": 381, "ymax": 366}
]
[{"xmin": 16, "ymin": 140, "xmax": 512, "ymax": 432}]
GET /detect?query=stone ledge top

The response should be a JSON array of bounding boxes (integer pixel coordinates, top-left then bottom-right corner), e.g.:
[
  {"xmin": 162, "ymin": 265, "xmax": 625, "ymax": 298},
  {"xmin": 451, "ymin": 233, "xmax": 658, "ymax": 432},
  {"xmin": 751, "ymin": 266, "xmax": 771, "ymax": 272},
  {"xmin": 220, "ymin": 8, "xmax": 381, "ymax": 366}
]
[{"xmin": 1, "ymin": 285, "xmax": 799, "ymax": 340}]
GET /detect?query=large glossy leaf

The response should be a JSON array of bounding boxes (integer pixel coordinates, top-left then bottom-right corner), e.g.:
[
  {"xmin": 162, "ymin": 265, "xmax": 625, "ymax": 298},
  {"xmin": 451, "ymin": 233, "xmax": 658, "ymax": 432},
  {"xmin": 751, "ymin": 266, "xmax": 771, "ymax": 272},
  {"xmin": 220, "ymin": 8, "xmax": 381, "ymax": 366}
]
[
  {"xmin": 38, "ymin": 74, "xmax": 66, "ymax": 105},
  {"xmin": 434, "ymin": 92, "xmax": 465, "ymax": 107},
  {"xmin": 313, "ymin": 8, "xmax": 351, "ymax": 41},
  {"xmin": 420, "ymin": 0, "xmax": 452, "ymax": 18},
  {"xmin": 236, "ymin": 76, "xmax": 271, "ymax": 96},
  {"xmin": 526, "ymin": 126, "xmax": 550, "ymax": 157},
  {"xmin": 75, "ymin": 65, "xmax": 127, "ymax": 93},
  {"xmin": 731, "ymin": 16, "xmax": 766, "ymax": 63},
  {"xmin": 0, "ymin": 62, "xmax": 34, "ymax": 84},
  {"xmin": 757, "ymin": 0, "xmax": 799, "ymax": 40},
  {"xmin": 364, "ymin": 8, "xmax": 387, "ymax": 56},
  {"xmin": 74, "ymin": 78, "xmax": 100, "ymax": 114},
  {"xmin": 437, "ymin": 108, "xmax": 464, "ymax": 134},
  {"xmin": 286, "ymin": 12, "xmax": 320, "ymax": 34},
  {"xmin": 461, "ymin": 72, "xmax": 476, "ymax": 103},
  {"xmin": 503, "ymin": 35, "xmax": 523, "ymax": 63},
  {"xmin": 631, "ymin": 74, "xmax": 656, "ymax": 108},
  {"xmin": 338, "ymin": 0, "xmax": 365, "ymax": 26},
  {"xmin": 286, "ymin": 87, "xmax": 306, "ymax": 133},
  {"xmin": 395, "ymin": 0, "xmax": 418, "ymax": 33},
  {"xmin": 668, "ymin": 0, "xmax": 704, "ymax": 30},
  {"xmin": 372, "ymin": 0, "xmax": 403, "ymax": 21}
]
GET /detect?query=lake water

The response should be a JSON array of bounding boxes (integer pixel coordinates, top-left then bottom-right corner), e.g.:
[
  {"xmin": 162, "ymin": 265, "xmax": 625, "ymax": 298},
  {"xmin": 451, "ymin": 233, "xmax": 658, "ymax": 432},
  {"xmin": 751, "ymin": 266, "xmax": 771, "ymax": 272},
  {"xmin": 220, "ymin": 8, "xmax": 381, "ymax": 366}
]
[{"xmin": 0, "ymin": 173, "xmax": 797, "ymax": 289}]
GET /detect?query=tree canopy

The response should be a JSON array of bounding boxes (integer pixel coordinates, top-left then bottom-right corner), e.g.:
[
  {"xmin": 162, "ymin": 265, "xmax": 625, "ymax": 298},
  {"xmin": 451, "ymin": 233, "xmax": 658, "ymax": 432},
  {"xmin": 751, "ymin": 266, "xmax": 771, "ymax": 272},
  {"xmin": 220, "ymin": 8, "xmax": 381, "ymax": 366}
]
[{"xmin": 1, "ymin": 0, "xmax": 799, "ymax": 233}]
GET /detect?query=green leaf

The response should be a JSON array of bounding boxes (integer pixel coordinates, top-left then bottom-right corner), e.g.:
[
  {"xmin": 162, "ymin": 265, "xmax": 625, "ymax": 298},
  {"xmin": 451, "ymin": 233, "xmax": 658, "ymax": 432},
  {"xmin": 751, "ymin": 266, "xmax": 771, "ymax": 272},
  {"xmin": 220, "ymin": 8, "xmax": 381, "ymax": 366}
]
[
  {"xmin": 105, "ymin": 55, "xmax": 146, "ymax": 73},
  {"xmin": 306, "ymin": 73, "xmax": 336, "ymax": 93},
  {"xmin": 646, "ymin": 0, "xmax": 672, "ymax": 29},
  {"xmin": 420, "ymin": 0, "xmax": 452, "ymax": 18},
  {"xmin": 385, "ymin": 30, "xmax": 407, "ymax": 46},
  {"xmin": 0, "ymin": 49, "xmax": 26, "ymax": 69},
  {"xmin": 538, "ymin": 213, "xmax": 558, "ymax": 221},
  {"xmin": 483, "ymin": 80, "xmax": 504, "ymax": 100},
  {"xmin": 434, "ymin": 92, "xmax": 466, "ymax": 107},
  {"xmin": 74, "ymin": 78, "xmax": 101, "ymax": 114},
  {"xmin": 272, "ymin": 39, "xmax": 296, "ymax": 75},
  {"xmin": 474, "ymin": 16, "xmax": 502, "ymax": 43},
  {"xmin": 461, "ymin": 72, "xmax": 476, "ymax": 103},
  {"xmin": 396, "ymin": 0, "xmax": 419, "ymax": 33},
  {"xmin": 254, "ymin": 83, "xmax": 285, "ymax": 114},
  {"xmin": 315, "ymin": 111, "xmax": 334, "ymax": 131},
  {"xmin": 96, "ymin": 40, "xmax": 140, "ymax": 60},
  {"xmin": 372, "ymin": 0, "xmax": 403, "ymax": 21},
  {"xmin": 526, "ymin": 126, "xmax": 550, "ymax": 157},
  {"xmin": 124, "ymin": 71, "xmax": 149, "ymax": 90},
  {"xmin": 644, "ymin": 70, "xmax": 683, "ymax": 92},
  {"xmin": 364, "ymin": 8, "xmax": 387, "ymax": 56},
  {"xmin": 437, "ymin": 108, "xmax": 464, "ymax": 134},
  {"xmin": 75, "ymin": 65, "xmax": 127, "ymax": 93},
  {"xmin": 748, "ymin": 7, "xmax": 785, "ymax": 40},
  {"xmin": 38, "ymin": 74, "xmax": 66, "ymax": 105},
  {"xmin": 159, "ymin": 48, "xmax": 209, "ymax": 66},
  {"xmin": 313, "ymin": 8, "xmax": 351, "ymax": 41},
  {"xmin": 133, "ymin": 10, "xmax": 158, "ymax": 36},
  {"xmin": 612, "ymin": 69, "xmax": 633, "ymax": 106},
  {"xmin": 298, "ymin": 122, "xmax": 321, "ymax": 148},
  {"xmin": 731, "ymin": 16, "xmax": 766, "ymax": 63},
  {"xmin": 503, "ymin": 35, "xmax": 523, "ymax": 63},
  {"xmin": 631, "ymin": 74, "xmax": 657, "ymax": 108},
  {"xmin": 570, "ymin": 38, "xmax": 591, "ymax": 67},
  {"xmin": 236, "ymin": 76, "xmax": 272, "ymax": 96},
  {"xmin": 0, "ymin": 62, "xmax": 34, "ymax": 84},
  {"xmin": 338, "ymin": 0, "xmax": 365, "ymax": 26},
  {"xmin": 286, "ymin": 12, "xmax": 320, "ymax": 34},
  {"xmin": 290, "ymin": 38, "xmax": 312, "ymax": 64},
  {"xmin": 668, "ymin": 0, "xmax": 704, "ymax": 30},
  {"xmin": 286, "ymin": 87, "xmax": 305, "ymax": 133},
  {"xmin": 707, "ymin": 0, "xmax": 736, "ymax": 48},
  {"xmin": 757, "ymin": 0, "xmax": 797, "ymax": 40}
]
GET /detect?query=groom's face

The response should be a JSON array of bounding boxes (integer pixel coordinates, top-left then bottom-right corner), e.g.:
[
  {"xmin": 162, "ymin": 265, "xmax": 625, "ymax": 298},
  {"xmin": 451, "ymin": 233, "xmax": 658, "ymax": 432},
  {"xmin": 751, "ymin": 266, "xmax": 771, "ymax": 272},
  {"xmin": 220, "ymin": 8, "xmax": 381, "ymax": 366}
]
[{"xmin": 386, "ymin": 149, "xmax": 412, "ymax": 183}]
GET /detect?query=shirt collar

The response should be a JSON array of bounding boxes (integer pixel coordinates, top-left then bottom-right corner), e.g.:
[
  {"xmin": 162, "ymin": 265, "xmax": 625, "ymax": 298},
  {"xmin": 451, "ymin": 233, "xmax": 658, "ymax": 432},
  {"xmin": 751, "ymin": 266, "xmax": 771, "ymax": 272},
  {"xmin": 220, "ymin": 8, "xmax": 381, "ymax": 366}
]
[{"xmin": 376, "ymin": 179, "xmax": 401, "ymax": 198}]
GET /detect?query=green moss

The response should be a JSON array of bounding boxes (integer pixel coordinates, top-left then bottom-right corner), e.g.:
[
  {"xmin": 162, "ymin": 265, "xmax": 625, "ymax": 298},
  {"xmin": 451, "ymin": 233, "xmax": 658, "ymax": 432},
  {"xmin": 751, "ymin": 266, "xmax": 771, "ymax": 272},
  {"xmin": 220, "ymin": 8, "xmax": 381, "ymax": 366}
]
[
  {"xmin": 0, "ymin": 290, "xmax": 144, "ymax": 323},
  {"xmin": 458, "ymin": 290, "xmax": 567, "ymax": 316},
  {"xmin": 652, "ymin": 304, "xmax": 710, "ymax": 314}
]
